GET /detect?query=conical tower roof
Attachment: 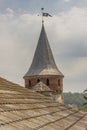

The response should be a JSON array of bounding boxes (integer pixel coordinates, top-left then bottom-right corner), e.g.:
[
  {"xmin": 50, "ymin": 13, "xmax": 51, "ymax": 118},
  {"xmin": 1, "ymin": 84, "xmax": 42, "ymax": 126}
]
[{"xmin": 24, "ymin": 24, "xmax": 63, "ymax": 77}]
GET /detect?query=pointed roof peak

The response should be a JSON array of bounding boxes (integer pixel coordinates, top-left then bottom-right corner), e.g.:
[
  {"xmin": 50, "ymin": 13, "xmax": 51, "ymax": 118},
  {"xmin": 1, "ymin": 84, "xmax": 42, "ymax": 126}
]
[
  {"xmin": 41, "ymin": 22, "xmax": 46, "ymax": 35},
  {"xmin": 24, "ymin": 25, "xmax": 63, "ymax": 77}
]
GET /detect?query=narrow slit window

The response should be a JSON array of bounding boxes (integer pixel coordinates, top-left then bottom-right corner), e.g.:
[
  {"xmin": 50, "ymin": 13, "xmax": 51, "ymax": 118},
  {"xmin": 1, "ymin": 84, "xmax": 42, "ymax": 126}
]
[
  {"xmin": 58, "ymin": 79, "xmax": 60, "ymax": 86},
  {"xmin": 37, "ymin": 79, "xmax": 40, "ymax": 83},
  {"xmin": 29, "ymin": 80, "xmax": 31, "ymax": 87},
  {"xmin": 46, "ymin": 79, "xmax": 49, "ymax": 86}
]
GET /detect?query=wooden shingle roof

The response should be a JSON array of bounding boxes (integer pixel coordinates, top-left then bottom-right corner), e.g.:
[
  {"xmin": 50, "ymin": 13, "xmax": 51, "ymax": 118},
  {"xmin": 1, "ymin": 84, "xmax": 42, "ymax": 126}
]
[
  {"xmin": 24, "ymin": 25, "xmax": 63, "ymax": 77},
  {"xmin": 0, "ymin": 77, "xmax": 87, "ymax": 130}
]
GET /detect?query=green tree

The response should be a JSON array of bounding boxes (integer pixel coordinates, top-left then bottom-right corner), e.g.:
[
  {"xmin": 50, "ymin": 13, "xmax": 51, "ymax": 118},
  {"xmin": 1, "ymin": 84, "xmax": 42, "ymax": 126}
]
[{"xmin": 83, "ymin": 90, "xmax": 87, "ymax": 105}]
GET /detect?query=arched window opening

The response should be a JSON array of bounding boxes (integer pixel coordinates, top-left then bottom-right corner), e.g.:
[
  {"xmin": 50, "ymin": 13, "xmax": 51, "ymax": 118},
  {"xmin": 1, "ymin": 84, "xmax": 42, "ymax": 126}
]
[
  {"xmin": 37, "ymin": 79, "xmax": 40, "ymax": 83},
  {"xmin": 58, "ymin": 79, "xmax": 60, "ymax": 86},
  {"xmin": 46, "ymin": 79, "xmax": 49, "ymax": 86},
  {"xmin": 29, "ymin": 80, "xmax": 31, "ymax": 87}
]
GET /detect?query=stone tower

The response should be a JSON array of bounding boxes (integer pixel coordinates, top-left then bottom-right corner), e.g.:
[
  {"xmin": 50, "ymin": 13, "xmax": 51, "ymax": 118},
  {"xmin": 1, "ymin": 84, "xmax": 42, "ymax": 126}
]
[{"xmin": 24, "ymin": 23, "xmax": 64, "ymax": 94}]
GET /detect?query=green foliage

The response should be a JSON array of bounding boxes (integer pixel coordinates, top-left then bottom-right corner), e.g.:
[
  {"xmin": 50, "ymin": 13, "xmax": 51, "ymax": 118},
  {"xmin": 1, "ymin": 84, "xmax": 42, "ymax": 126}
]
[
  {"xmin": 63, "ymin": 92, "xmax": 87, "ymax": 112},
  {"xmin": 63, "ymin": 92, "xmax": 86, "ymax": 107},
  {"xmin": 83, "ymin": 90, "xmax": 87, "ymax": 105},
  {"xmin": 79, "ymin": 105, "xmax": 87, "ymax": 112}
]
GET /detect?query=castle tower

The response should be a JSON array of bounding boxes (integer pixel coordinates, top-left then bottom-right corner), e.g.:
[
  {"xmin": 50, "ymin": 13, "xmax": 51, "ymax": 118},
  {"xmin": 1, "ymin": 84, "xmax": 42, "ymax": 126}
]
[{"xmin": 24, "ymin": 23, "xmax": 64, "ymax": 94}]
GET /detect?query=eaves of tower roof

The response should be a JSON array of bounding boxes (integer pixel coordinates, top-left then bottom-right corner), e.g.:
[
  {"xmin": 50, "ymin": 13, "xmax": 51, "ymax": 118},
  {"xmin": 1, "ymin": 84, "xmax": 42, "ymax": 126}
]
[{"xmin": 0, "ymin": 77, "xmax": 87, "ymax": 130}]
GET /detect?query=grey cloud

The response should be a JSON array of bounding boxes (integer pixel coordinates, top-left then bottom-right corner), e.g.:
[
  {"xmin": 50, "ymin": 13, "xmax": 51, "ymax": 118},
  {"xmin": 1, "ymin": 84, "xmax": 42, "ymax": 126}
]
[
  {"xmin": 60, "ymin": 42, "xmax": 87, "ymax": 58},
  {"xmin": 0, "ymin": 0, "xmax": 87, "ymax": 14}
]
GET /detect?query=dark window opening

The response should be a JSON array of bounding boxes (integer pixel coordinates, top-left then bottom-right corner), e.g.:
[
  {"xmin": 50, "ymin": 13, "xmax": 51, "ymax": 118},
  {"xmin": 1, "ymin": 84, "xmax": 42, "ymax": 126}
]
[
  {"xmin": 29, "ymin": 80, "xmax": 31, "ymax": 87},
  {"xmin": 56, "ymin": 90, "xmax": 61, "ymax": 94},
  {"xmin": 58, "ymin": 79, "xmax": 60, "ymax": 86},
  {"xmin": 37, "ymin": 79, "xmax": 40, "ymax": 83},
  {"xmin": 46, "ymin": 79, "xmax": 49, "ymax": 86}
]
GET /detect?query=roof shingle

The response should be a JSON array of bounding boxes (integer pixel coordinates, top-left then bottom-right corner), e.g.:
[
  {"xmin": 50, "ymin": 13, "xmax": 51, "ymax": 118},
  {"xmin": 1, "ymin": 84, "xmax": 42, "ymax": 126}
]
[
  {"xmin": 24, "ymin": 25, "xmax": 63, "ymax": 77},
  {"xmin": 0, "ymin": 77, "xmax": 87, "ymax": 130}
]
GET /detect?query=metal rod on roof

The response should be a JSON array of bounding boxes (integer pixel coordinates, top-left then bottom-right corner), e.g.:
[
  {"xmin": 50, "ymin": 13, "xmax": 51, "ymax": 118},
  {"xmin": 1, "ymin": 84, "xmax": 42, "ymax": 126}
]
[{"xmin": 41, "ymin": 8, "xmax": 44, "ymax": 25}]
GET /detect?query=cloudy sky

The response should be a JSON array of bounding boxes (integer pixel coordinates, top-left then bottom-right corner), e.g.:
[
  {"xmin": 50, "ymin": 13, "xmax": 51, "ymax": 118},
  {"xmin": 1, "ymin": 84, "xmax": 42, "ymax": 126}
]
[{"xmin": 0, "ymin": 0, "xmax": 87, "ymax": 92}]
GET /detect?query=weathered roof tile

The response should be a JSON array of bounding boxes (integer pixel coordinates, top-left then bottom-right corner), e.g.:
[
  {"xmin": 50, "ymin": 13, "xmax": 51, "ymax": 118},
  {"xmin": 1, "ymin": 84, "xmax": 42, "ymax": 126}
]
[{"xmin": 0, "ymin": 77, "xmax": 87, "ymax": 130}]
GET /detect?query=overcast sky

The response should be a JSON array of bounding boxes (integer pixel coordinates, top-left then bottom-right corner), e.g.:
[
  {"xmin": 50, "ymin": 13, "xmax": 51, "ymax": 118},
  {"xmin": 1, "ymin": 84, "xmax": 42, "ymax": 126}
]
[{"xmin": 0, "ymin": 0, "xmax": 87, "ymax": 92}]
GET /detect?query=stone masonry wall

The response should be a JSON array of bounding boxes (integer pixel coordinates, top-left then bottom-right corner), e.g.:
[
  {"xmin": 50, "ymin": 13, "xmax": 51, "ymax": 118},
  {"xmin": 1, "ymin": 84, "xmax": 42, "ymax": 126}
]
[{"xmin": 24, "ymin": 75, "xmax": 63, "ymax": 93}]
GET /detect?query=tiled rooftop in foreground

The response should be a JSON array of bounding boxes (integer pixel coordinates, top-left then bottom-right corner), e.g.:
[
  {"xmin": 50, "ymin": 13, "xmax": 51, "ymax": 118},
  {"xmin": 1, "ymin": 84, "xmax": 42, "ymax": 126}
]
[{"xmin": 0, "ymin": 77, "xmax": 87, "ymax": 130}]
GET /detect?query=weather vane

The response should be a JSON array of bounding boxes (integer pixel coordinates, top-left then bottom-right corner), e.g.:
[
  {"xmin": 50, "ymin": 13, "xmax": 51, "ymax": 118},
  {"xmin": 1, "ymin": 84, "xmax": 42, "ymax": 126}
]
[{"xmin": 41, "ymin": 8, "xmax": 52, "ymax": 25}]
